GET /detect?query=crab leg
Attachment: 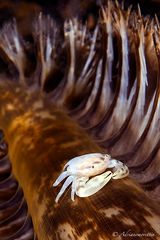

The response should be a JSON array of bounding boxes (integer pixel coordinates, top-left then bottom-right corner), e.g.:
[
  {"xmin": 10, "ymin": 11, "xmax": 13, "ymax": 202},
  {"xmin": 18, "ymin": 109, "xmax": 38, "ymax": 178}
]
[
  {"xmin": 55, "ymin": 175, "xmax": 74, "ymax": 203},
  {"xmin": 53, "ymin": 171, "xmax": 69, "ymax": 187},
  {"xmin": 71, "ymin": 177, "xmax": 77, "ymax": 201},
  {"xmin": 76, "ymin": 171, "xmax": 112, "ymax": 198}
]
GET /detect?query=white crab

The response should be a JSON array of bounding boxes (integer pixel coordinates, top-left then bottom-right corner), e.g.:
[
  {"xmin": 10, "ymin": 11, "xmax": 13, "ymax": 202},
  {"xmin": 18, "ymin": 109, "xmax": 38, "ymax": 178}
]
[{"xmin": 53, "ymin": 153, "xmax": 129, "ymax": 203}]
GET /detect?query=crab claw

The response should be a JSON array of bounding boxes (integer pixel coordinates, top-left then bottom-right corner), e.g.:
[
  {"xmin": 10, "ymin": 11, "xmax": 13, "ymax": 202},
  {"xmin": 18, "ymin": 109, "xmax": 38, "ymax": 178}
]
[
  {"xmin": 76, "ymin": 171, "xmax": 113, "ymax": 198},
  {"xmin": 112, "ymin": 164, "xmax": 129, "ymax": 179}
]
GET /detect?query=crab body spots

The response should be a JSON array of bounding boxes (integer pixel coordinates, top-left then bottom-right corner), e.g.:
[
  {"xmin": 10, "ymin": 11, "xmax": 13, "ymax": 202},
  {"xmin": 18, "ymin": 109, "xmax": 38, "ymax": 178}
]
[{"xmin": 64, "ymin": 153, "xmax": 110, "ymax": 176}]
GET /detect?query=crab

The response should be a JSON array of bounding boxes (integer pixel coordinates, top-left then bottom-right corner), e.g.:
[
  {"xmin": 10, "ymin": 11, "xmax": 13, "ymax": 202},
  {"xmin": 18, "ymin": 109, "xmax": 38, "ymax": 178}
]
[{"xmin": 53, "ymin": 153, "xmax": 129, "ymax": 203}]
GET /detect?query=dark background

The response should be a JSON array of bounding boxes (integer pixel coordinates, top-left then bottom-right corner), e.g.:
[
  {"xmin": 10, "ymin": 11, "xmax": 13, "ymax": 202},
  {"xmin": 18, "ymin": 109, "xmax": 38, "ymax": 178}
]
[{"xmin": 0, "ymin": 0, "xmax": 160, "ymax": 25}]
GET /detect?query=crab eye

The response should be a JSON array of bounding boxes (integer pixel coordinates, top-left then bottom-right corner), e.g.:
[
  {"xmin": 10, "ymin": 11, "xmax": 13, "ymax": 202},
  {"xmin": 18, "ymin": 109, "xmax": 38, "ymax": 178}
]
[{"xmin": 92, "ymin": 166, "xmax": 94, "ymax": 168}]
